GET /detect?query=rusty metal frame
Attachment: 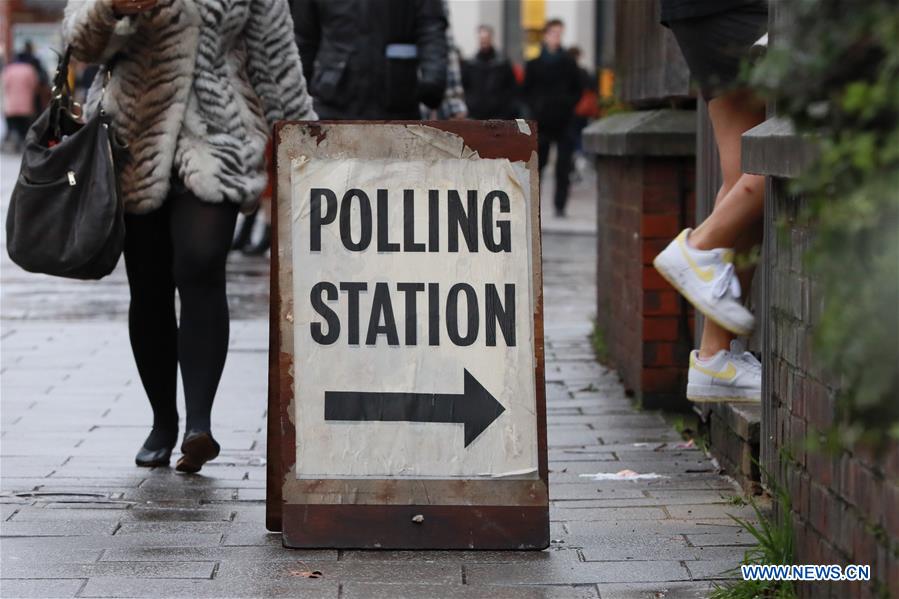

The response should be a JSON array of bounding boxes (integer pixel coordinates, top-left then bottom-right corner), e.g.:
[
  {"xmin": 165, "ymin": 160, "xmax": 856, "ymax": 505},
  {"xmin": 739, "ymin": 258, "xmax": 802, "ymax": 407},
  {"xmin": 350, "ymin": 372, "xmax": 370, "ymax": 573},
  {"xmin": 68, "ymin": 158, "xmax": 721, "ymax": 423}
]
[{"xmin": 266, "ymin": 120, "xmax": 548, "ymax": 549}]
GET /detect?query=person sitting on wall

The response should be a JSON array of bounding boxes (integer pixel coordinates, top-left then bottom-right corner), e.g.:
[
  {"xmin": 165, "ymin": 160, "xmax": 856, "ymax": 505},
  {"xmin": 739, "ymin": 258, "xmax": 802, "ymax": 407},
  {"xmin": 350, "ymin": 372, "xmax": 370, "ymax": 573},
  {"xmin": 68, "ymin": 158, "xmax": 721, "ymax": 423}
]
[{"xmin": 652, "ymin": 0, "xmax": 768, "ymax": 403}]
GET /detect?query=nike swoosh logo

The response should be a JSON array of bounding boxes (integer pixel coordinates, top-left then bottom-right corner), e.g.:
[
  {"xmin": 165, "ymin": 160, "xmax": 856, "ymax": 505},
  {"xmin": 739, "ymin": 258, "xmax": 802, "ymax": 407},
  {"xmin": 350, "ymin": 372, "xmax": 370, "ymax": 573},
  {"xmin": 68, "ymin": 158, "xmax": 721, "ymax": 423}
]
[
  {"xmin": 690, "ymin": 357, "xmax": 738, "ymax": 381},
  {"xmin": 677, "ymin": 231, "xmax": 715, "ymax": 282}
]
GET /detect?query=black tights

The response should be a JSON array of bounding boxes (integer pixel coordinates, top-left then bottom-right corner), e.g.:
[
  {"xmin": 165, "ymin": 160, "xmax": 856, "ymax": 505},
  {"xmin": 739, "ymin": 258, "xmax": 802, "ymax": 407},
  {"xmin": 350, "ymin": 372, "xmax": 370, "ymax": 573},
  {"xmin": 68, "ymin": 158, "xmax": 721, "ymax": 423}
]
[{"xmin": 124, "ymin": 185, "xmax": 238, "ymax": 450}]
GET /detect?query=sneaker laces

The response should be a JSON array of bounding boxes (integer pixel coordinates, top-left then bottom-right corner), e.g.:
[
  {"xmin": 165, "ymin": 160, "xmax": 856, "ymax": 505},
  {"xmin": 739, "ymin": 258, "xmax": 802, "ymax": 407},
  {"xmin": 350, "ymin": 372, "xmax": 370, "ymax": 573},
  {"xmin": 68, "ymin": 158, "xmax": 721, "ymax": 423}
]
[{"xmin": 712, "ymin": 262, "xmax": 742, "ymax": 300}]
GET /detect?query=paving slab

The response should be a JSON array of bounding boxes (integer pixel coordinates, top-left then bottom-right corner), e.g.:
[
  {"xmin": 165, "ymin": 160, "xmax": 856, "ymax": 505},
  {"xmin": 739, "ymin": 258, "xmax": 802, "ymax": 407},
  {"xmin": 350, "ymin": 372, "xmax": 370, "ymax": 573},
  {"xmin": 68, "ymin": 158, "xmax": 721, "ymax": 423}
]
[
  {"xmin": 98, "ymin": 546, "xmax": 338, "ymax": 563},
  {"xmin": 464, "ymin": 559, "xmax": 691, "ymax": 584},
  {"xmin": 596, "ymin": 581, "xmax": 714, "ymax": 599},
  {"xmin": 214, "ymin": 560, "xmax": 463, "ymax": 585},
  {"xmin": 0, "ymin": 520, "xmax": 119, "ymax": 536},
  {"xmin": 338, "ymin": 548, "xmax": 581, "ymax": 564},
  {"xmin": 1, "ymin": 560, "xmax": 216, "ymax": 579},
  {"xmin": 0, "ymin": 579, "xmax": 85, "ymax": 598},
  {"xmin": 76, "ymin": 577, "xmax": 340, "ymax": 598},
  {"xmin": 340, "ymin": 582, "xmax": 600, "ymax": 599}
]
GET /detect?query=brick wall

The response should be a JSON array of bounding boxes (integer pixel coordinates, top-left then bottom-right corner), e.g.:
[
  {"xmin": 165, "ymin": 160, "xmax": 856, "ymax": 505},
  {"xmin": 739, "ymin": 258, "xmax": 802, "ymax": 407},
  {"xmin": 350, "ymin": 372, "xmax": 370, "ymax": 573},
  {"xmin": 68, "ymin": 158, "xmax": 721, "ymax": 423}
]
[
  {"xmin": 765, "ymin": 180, "xmax": 899, "ymax": 598},
  {"xmin": 595, "ymin": 156, "xmax": 695, "ymax": 409}
]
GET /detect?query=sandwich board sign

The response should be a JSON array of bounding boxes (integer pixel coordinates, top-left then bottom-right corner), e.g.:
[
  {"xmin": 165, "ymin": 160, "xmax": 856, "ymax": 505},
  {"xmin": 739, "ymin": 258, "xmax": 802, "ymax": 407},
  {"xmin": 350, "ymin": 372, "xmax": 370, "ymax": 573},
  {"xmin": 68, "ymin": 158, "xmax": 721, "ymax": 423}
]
[{"xmin": 267, "ymin": 121, "xmax": 548, "ymax": 549}]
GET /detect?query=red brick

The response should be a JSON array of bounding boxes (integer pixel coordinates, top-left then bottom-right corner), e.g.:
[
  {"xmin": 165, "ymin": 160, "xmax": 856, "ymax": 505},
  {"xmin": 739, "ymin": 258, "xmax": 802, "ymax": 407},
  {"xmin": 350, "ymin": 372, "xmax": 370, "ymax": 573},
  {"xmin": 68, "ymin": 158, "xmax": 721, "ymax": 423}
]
[
  {"xmin": 641, "ymin": 214, "xmax": 681, "ymax": 239},
  {"xmin": 884, "ymin": 482, "xmax": 899, "ymax": 539},
  {"xmin": 852, "ymin": 521, "xmax": 879, "ymax": 574},
  {"xmin": 809, "ymin": 482, "xmax": 832, "ymax": 536},
  {"xmin": 805, "ymin": 381, "xmax": 835, "ymax": 430},
  {"xmin": 642, "ymin": 185, "xmax": 681, "ymax": 214},
  {"xmin": 640, "ymin": 367, "xmax": 684, "ymax": 393},
  {"xmin": 862, "ymin": 466, "xmax": 883, "ymax": 525},
  {"xmin": 642, "ymin": 238, "xmax": 670, "ymax": 265},
  {"xmin": 798, "ymin": 472, "xmax": 811, "ymax": 517},
  {"xmin": 644, "ymin": 161, "xmax": 680, "ymax": 185},
  {"xmin": 642, "ymin": 267, "xmax": 671, "ymax": 290},
  {"xmin": 642, "ymin": 290, "xmax": 681, "ymax": 316},
  {"xmin": 643, "ymin": 342, "xmax": 679, "ymax": 367},
  {"xmin": 792, "ymin": 384, "xmax": 807, "ymax": 419},
  {"xmin": 642, "ymin": 317, "xmax": 679, "ymax": 341},
  {"xmin": 789, "ymin": 415, "xmax": 807, "ymax": 467},
  {"xmin": 888, "ymin": 555, "xmax": 899, "ymax": 599},
  {"xmin": 844, "ymin": 458, "xmax": 875, "ymax": 512},
  {"xmin": 881, "ymin": 440, "xmax": 899, "ymax": 481},
  {"xmin": 807, "ymin": 450, "xmax": 833, "ymax": 487}
]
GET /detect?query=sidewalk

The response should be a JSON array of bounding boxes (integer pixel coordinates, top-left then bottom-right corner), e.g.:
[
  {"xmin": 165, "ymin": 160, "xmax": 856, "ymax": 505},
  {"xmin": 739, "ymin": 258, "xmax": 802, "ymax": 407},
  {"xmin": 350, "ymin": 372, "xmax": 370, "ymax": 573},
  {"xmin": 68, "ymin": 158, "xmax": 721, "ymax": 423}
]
[{"xmin": 1, "ymin": 152, "xmax": 755, "ymax": 598}]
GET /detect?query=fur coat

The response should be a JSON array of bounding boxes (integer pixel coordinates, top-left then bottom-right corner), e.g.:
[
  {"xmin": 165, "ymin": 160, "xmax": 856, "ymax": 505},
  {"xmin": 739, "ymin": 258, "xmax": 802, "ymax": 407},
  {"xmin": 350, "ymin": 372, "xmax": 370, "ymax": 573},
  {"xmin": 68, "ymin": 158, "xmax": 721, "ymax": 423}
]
[{"xmin": 63, "ymin": 0, "xmax": 317, "ymax": 214}]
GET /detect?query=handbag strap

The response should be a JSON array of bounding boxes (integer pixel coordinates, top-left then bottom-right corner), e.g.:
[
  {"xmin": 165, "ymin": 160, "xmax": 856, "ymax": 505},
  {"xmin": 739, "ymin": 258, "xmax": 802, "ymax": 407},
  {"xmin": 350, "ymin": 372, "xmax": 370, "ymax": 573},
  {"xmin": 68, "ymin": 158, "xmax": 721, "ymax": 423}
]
[
  {"xmin": 49, "ymin": 46, "xmax": 114, "ymax": 137},
  {"xmin": 49, "ymin": 47, "xmax": 74, "ymax": 138}
]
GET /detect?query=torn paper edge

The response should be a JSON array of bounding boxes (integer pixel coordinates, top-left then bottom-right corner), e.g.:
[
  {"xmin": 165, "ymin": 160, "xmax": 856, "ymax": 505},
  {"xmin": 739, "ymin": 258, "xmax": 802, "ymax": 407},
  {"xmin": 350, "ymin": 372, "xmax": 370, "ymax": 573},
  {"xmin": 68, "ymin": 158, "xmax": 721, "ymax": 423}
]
[{"xmin": 515, "ymin": 119, "xmax": 531, "ymax": 136}]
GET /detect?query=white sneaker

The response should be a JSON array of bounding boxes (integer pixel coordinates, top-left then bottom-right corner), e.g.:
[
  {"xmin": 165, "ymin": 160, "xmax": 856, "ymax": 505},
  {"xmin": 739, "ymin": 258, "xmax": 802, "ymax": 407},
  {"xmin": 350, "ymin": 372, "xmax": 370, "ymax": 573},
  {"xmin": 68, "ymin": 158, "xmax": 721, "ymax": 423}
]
[
  {"xmin": 687, "ymin": 340, "xmax": 761, "ymax": 403},
  {"xmin": 653, "ymin": 229, "xmax": 755, "ymax": 335}
]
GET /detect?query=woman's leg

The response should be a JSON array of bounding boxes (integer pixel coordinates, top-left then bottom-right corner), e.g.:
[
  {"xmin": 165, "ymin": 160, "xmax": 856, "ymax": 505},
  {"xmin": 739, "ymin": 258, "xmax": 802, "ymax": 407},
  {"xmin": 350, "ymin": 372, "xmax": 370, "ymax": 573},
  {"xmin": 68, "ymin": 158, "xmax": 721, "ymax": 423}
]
[
  {"xmin": 691, "ymin": 90, "xmax": 765, "ymax": 357},
  {"xmin": 169, "ymin": 190, "xmax": 238, "ymax": 434},
  {"xmin": 123, "ymin": 204, "xmax": 179, "ymax": 450}
]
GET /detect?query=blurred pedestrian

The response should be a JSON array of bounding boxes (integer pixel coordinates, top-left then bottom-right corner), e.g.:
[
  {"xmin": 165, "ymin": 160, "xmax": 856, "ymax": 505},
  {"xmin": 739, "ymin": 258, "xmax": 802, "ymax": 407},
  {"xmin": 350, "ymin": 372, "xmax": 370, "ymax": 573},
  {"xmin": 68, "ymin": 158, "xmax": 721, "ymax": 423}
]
[
  {"xmin": 2, "ymin": 56, "xmax": 39, "ymax": 153},
  {"xmin": 421, "ymin": 0, "xmax": 466, "ymax": 120},
  {"xmin": 523, "ymin": 19, "xmax": 582, "ymax": 217},
  {"xmin": 293, "ymin": 0, "xmax": 448, "ymax": 119},
  {"xmin": 63, "ymin": 0, "xmax": 316, "ymax": 472},
  {"xmin": 652, "ymin": 0, "xmax": 768, "ymax": 403},
  {"xmin": 16, "ymin": 41, "xmax": 50, "ymax": 115},
  {"xmin": 462, "ymin": 25, "xmax": 520, "ymax": 120}
]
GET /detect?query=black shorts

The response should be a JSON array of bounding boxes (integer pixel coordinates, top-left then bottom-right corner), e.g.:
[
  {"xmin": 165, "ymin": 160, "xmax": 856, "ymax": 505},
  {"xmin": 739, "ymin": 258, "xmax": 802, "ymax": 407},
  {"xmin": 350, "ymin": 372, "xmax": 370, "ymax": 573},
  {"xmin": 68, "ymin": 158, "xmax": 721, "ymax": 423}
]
[{"xmin": 668, "ymin": 3, "xmax": 768, "ymax": 100}]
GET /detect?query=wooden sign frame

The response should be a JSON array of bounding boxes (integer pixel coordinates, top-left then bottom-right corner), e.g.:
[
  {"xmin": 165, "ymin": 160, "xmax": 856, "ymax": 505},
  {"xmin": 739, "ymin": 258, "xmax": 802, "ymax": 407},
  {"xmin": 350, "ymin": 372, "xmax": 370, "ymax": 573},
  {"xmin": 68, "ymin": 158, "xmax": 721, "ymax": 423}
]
[{"xmin": 266, "ymin": 120, "xmax": 548, "ymax": 549}]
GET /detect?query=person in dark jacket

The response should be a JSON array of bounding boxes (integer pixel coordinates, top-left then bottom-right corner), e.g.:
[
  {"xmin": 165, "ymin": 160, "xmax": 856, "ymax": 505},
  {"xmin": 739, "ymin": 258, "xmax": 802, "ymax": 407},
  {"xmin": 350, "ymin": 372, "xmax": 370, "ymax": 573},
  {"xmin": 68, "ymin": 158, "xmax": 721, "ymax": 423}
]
[
  {"xmin": 462, "ymin": 25, "xmax": 519, "ymax": 120},
  {"xmin": 523, "ymin": 19, "xmax": 582, "ymax": 217},
  {"xmin": 293, "ymin": 0, "xmax": 448, "ymax": 119}
]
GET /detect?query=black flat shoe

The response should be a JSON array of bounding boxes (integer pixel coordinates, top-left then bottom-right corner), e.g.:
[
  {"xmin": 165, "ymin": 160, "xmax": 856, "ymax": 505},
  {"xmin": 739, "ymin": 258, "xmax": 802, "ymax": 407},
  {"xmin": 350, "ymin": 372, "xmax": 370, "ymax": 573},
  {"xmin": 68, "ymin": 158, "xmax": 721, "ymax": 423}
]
[
  {"xmin": 176, "ymin": 430, "xmax": 221, "ymax": 474},
  {"xmin": 232, "ymin": 212, "xmax": 256, "ymax": 251},
  {"xmin": 135, "ymin": 444, "xmax": 174, "ymax": 467},
  {"xmin": 242, "ymin": 224, "xmax": 271, "ymax": 256}
]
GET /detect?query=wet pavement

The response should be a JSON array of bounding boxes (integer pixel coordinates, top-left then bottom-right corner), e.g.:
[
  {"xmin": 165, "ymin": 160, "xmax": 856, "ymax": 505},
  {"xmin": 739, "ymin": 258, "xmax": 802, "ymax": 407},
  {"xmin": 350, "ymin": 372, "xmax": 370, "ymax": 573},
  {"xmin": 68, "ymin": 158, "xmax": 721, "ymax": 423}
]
[{"xmin": 0, "ymin": 151, "xmax": 753, "ymax": 598}]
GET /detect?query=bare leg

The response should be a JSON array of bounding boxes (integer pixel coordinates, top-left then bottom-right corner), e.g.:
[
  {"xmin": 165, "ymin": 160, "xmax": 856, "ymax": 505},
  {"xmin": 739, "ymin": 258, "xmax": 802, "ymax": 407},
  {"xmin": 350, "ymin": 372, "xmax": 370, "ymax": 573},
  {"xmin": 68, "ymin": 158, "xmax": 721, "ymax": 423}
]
[{"xmin": 691, "ymin": 91, "xmax": 765, "ymax": 357}]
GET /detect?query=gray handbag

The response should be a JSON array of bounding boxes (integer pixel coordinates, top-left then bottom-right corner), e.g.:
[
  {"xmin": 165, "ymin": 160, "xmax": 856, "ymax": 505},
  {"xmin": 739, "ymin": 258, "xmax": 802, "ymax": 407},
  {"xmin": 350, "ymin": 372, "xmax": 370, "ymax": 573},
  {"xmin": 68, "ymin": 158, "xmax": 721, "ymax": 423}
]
[{"xmin": 6, "ymin": 47, "xmax": 126, "ymax": 280}]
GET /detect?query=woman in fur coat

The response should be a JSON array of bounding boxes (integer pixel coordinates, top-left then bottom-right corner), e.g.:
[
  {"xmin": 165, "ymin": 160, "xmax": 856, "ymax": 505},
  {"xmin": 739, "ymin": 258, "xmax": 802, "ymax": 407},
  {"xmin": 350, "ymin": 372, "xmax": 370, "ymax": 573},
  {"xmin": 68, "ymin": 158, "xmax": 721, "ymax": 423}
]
[{"xmin": 63, "ymin": 0, "xmax": 317, "ymax": 472}]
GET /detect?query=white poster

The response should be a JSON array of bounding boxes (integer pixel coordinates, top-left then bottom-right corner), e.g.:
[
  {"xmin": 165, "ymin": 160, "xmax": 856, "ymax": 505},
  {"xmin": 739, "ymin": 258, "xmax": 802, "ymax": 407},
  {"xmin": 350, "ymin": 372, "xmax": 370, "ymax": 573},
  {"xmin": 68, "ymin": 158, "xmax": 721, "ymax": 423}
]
[{"xmin": 291, "ymin": 157, "xmax": 538, "ymax": 479}]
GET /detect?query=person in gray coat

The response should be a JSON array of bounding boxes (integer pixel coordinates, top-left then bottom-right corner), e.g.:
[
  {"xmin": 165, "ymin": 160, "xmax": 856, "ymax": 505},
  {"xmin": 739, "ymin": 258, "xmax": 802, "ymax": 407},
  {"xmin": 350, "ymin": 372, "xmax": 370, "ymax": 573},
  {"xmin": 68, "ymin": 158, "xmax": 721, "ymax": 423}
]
[{"xmin": 63, "ymin": 0, "xmax": 317, "ymax": 473}]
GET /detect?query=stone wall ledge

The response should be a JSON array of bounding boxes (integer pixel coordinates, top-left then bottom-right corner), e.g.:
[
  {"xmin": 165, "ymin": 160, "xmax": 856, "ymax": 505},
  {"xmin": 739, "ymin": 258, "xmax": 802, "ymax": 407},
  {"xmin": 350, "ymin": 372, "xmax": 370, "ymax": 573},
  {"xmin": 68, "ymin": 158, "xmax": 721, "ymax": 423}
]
[
  {"xmin": 697, "ymin": 402, "xmax": 762, "ymax": 494},
  {"xmin": 584, "ymin": 109, "xmax": 696, "ymax": 157},
  {"xmin": 742, "ymin": 117, "xmax": 818, "ymax": 179}
]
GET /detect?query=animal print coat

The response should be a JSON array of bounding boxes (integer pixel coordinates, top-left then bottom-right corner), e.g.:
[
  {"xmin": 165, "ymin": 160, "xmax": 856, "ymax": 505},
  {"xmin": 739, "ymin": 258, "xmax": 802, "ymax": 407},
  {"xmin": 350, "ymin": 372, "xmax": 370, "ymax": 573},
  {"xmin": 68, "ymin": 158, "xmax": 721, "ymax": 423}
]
[{"xmin": 63, "ymin": 0, "xmax": 317, "ymax": 214}]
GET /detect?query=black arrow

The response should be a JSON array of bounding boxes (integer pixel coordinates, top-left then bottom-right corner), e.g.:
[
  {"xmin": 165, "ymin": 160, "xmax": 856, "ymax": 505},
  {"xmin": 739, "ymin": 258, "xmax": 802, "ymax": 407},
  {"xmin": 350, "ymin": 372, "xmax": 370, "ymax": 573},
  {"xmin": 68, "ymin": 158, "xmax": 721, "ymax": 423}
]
[{"xmin": 324, "ymin": 370, "xmax": 505, "ymax": 447}]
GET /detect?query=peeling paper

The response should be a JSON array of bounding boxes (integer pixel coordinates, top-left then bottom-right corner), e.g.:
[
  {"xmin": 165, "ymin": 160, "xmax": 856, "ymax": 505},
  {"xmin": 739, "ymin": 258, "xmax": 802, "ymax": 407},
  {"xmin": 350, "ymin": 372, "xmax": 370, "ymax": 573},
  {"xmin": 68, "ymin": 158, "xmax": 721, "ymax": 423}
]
[
  {"xmin": 481, "ymin": 467, "xmax": 538, "ymax": 478},
  {"xmin": 404, "ymin": 124, "xmax": 480, "ymax": 159},
  {"xmin": 579, "ymin": 470, "xmax": 668, "ymax": 481},
  {"xmin": 515, "ymin": 119, "xmax": 531, "ymax": 136}
]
